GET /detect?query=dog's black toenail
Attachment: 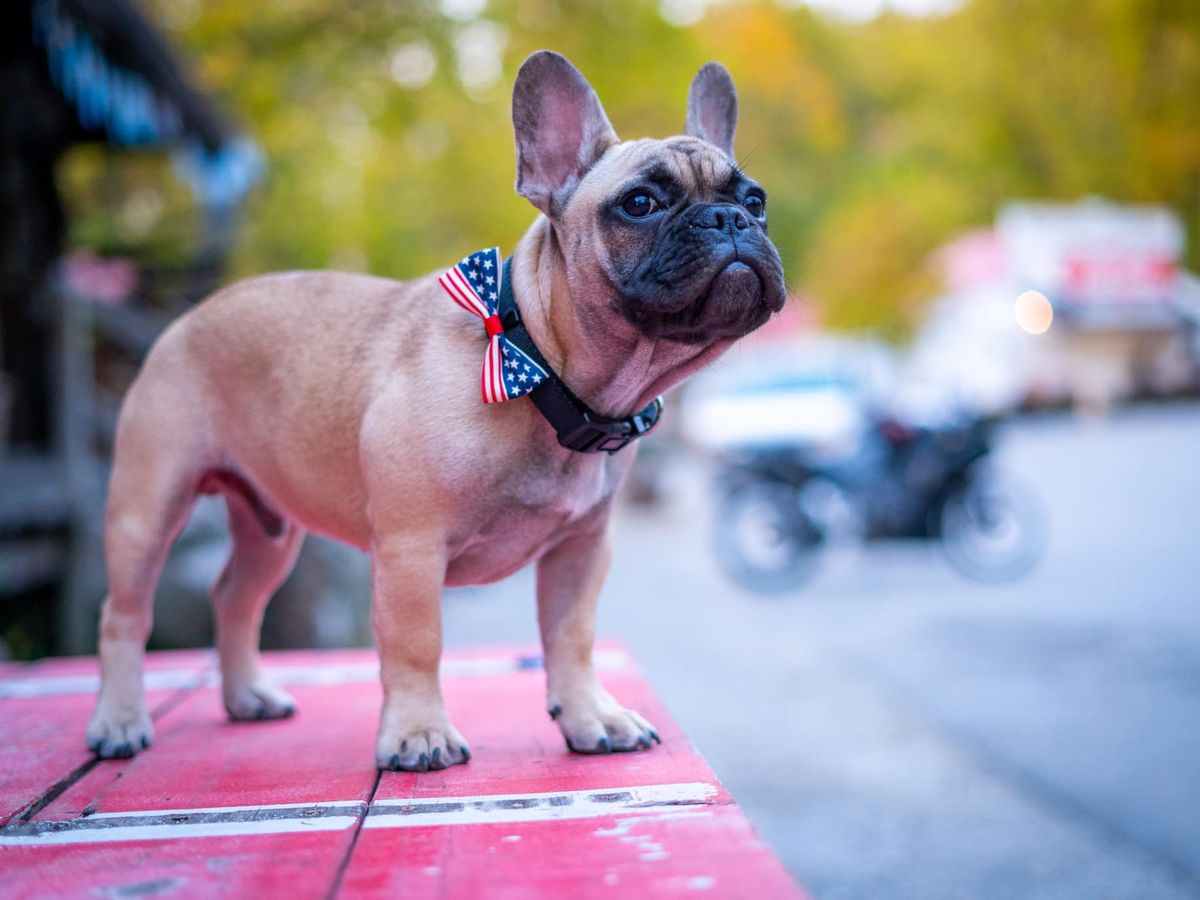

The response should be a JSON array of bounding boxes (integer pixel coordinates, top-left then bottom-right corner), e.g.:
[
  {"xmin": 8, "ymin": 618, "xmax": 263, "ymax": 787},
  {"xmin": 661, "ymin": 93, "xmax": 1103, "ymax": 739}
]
[
  {"xmin": 112, "ymin": 742, "xmax": 133, "ymax": 759},
  {"xmin": 282, "ymin": 706, "xmax": 296, "ymax": 719},
  {"xmin": 598, "ymin": 736, "xmax": 612, "ymax": 753},
  {"xmin": 548, "ymin": 705, "xmax": 562, "ymax": 720},
  {"xmin": 460, "ymin": 745, "xmax": 472, "ymax": 762},
  {"xmin": 140, "ymin": 735, "xmax": 149, "ymax": 749},
  {"xmin": 418, "ymin": 752, "xmax": 429, "ymax": 771},
  {"xmin": 430, "ymin": 747, "xmax": 442, "ymax": 768},
  {"xmin": 401, "ymin": 740, "xmax": 407, "ymax": 752},
  {"xmin": 389, "ymin": 754, "xmax": 401, "ymax": 771},
  {"xmin": 650, "ymin": 730, "xmax": 661, "ymax": 745}
]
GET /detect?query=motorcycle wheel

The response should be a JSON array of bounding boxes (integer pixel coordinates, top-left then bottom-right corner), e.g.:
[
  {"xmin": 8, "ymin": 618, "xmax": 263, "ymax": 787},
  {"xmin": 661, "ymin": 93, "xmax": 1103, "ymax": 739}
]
[
  {"xmin": 938, "ymin": 475, "xmax": 1046, "ymax": 582},
  {"xmin": 714, "ymin": 482, "xmax": 823, "ymax": 594}
]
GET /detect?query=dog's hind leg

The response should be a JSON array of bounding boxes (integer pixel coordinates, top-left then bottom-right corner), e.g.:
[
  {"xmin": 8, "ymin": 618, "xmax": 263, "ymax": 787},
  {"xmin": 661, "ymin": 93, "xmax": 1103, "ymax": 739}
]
[
  {"xmin": 87, "ymin": 449, "xmax": 198, "ymax": 759},
  {"xmin": 212, "ymin": 478, "xmax": 305, "ymax": 721}
]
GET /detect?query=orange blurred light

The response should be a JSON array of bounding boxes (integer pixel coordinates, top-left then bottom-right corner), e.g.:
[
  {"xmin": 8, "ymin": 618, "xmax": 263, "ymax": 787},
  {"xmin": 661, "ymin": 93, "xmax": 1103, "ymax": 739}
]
[{"xmin": 1014, "ymin": 290, "xmax": 1053, "ymax": 335}]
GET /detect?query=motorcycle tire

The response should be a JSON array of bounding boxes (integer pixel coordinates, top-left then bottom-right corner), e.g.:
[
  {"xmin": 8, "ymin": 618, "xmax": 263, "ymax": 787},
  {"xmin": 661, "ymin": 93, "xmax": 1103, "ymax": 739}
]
[
  {"xmin": 937, "ymin": 474, "xmax": 1046, "ymax": 582},
  {"xmin": 714, "ymin": 481, "xmax": 823, "ymax": 594}
]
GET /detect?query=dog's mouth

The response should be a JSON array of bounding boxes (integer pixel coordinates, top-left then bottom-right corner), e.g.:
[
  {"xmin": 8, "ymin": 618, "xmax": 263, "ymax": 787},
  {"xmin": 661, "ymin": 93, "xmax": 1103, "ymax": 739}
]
[{"xmin": 619, "ymin": 256, "xmax": 784, "ymax": 345}]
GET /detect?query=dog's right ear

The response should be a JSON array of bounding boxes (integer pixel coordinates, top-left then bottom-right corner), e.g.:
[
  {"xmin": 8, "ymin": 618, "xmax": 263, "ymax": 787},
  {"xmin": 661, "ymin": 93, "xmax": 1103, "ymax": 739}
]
[
  {"xmin": 512, "ymin": 51, "xmax": 619, "ymax": 217},
  {"xmin": 685, "ymin": 62, "xmax": 738, "ymax": 157}
]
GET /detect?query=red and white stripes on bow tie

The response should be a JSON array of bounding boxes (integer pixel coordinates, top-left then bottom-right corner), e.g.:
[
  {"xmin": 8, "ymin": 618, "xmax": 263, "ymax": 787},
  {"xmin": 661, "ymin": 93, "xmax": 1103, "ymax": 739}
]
[{"xmin": 438, "ymin": 247, "xmax": 548, "ymax": 404}]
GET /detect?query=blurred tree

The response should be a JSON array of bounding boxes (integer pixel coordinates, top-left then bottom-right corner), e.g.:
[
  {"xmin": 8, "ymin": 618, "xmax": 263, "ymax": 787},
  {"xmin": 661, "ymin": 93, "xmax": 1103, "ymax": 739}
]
[
  {"xmin": 58, "ymin": 0, "xmax": 1200, "ymax": 339},
  {"xmin": 820, "ymin": 0, "xmax": 1200, "ymax": 334}
]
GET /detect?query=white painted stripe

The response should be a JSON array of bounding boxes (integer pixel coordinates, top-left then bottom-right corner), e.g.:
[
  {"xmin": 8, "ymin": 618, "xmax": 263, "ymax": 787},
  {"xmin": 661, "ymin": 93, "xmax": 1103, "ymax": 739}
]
[
  {"xmin": 85, "ymin": 799, "xmax": 358, "ymax": 820},
  {"xmin": 365, "ymin": 782, "xmax": 719, "ymax": 830},
  {"xmin": 0, "ymin": 668, "xmax": 213, "ymax": 700},
  {"xmin": 0, "ymin": 816, "xmax": 361, "ymax": 846},
  {"xmin": 0, "ymin": 782, "xmax": 718, "ymax": 846},
  {"xmin": 0, "ymin": 649, "xmax": 633, "ymax": 699}
]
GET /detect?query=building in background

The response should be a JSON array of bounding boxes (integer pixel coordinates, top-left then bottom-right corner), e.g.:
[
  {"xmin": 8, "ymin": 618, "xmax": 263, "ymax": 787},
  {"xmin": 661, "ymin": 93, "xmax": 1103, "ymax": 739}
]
[
  {"xmin": 912, "ymin": 199, "xmax": 1200, "ymax": 413},
  {"xmin": 0, "ymin": 0, "xmax": 262, "ymax": 657}
]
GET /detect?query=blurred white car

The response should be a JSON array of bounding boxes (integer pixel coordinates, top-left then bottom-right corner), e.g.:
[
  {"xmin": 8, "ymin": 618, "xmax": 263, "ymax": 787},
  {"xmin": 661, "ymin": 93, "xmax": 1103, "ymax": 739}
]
[{"xmin": 681, "ymin": 338, "xmax": 894, "ymax": 461}]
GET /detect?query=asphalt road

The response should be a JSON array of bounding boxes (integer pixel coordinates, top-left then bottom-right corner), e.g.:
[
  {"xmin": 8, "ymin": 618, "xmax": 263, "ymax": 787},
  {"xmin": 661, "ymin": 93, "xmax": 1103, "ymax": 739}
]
[{"xmin": 442, "ymin": 403, "xmax": 1200, "ymax": 899}]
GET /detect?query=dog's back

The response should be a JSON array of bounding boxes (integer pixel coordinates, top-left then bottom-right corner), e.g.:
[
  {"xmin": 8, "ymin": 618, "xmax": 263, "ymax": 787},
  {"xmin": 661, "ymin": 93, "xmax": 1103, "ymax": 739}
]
[{"xmin": 111, "ymin": 269, "xmax": 442, "ymax": 551}]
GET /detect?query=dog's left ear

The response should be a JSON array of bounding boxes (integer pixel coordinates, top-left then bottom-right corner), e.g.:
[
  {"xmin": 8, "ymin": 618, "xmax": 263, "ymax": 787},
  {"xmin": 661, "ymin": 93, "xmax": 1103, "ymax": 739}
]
[
  {"xmin": 685, "ymin": 62, "xmax": 738, "ymax": 157},
  {"xmin": 512, "ymin": 51, "xmax": 619, "ymax": 216}
]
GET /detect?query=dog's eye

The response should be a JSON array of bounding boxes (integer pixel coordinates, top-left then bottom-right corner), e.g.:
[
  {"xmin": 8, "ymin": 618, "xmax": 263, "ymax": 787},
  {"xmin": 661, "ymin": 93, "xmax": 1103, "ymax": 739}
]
[
  {"xmin": 743, "ymin": 192, "xmax": 766, "ymax": 220},
  {"xmin": 620, "ymin": 192, "xmax": 659, "ymax": 218}
]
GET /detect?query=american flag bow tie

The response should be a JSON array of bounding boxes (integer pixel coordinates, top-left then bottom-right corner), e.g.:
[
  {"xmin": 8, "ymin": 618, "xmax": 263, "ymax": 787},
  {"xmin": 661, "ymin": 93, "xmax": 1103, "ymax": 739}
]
[{"xmin": 438, "ymin": 247, "xmax": 549, "ymax": 404}]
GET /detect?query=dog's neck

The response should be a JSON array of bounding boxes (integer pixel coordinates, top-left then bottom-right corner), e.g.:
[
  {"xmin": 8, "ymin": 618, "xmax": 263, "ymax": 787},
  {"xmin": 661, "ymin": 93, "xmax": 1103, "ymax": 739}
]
[{"xmin": 510, "ymin": 217, "xmax": 733, "ymax": 419}]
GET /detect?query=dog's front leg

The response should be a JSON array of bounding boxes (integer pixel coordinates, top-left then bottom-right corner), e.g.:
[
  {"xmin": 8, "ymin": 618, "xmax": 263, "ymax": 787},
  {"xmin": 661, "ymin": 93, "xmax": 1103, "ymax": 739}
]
[
  {"xmin": 537, "ymin": 525, "xmax": 660, "ymax": 754},
  {"xmin": 371, "ymin": 532, "xmax": 470, "ymax": 771}
]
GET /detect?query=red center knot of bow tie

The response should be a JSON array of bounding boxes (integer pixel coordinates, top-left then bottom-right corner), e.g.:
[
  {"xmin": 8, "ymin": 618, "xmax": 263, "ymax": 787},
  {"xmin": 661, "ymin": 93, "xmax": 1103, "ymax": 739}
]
[{"xmin": 484, "ymin": 315, "xmax": 504, "ymax": 338}]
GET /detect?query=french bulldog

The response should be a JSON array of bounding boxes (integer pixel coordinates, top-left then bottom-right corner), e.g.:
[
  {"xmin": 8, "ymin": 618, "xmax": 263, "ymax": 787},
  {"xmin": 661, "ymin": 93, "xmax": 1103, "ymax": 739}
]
[{"xmin": 87, "ymin": 50, "xmax": 786, "ymax": 770}]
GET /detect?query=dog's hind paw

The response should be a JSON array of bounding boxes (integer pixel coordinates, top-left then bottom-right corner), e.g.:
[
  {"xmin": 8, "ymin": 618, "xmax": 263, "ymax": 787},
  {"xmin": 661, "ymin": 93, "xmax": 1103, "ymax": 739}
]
[
  {"xmin": 86, "ymin": 707, "xmax": 154, "ymax": 759},
  {"xmin": 224, "ymin": 680, "xmax": 297, "ymax": 722}
]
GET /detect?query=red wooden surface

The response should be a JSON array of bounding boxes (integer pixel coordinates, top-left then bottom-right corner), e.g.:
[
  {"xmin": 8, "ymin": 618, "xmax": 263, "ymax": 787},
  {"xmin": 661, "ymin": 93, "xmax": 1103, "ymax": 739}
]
[
  {"xmin": 0, "ymin": 645, "xmax": 802, "ymax": 899},
  {"xmin": 0, "ymin": 650, "xmax": 213, "ymax": 824}
]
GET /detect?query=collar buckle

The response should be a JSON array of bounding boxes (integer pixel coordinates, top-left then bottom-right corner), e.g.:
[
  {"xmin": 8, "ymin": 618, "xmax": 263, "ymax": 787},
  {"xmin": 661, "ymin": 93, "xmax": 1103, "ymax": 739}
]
[{"xmin": 556, "ymin": 397, "xmax": 663, "ymax": 454}]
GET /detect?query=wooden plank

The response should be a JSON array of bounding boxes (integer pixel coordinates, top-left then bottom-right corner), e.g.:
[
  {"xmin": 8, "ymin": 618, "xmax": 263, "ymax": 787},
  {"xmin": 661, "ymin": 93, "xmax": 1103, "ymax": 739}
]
[
  {"xmin": 28, "ymin": 646, "xmax": 631, "ymax": 821},
  {"xmin": 375, "ymin": 651, "xmax": 719, "ymax": 801},
  {"xmin": 342, "ymin": 652, "xmax": 802, "ymax": 898},
  {"xmin": 0, "ymin": 651, "xmax": 211, "ymax": 825},
  {"xmin": 2, "ymin": 651, "xmax": 379, "ymax": 898},
  {"xmin": 0, "ymin": 832, "xmax": 355, "ymax": 899},
  {"xmin": 37, "ymin": 663, "xmax": 381, "ymax": 818},
  {"xmin": 343, "ymin": 806, "xmax": 799, "ymax": 898},
  {"xmin": 0, "ymin": 646, "xmax": 802, "ymax": 898}
]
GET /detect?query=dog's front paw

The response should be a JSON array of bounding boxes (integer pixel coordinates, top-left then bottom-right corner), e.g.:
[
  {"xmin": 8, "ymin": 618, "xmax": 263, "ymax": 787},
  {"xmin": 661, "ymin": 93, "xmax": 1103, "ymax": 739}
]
[
  {"xmin": 550, "ymin": 683, "xmax": 660, "ymax": 754},
  {"xmin": 376, "ymin": 718, "xmax": 472, "ymax": 772},
  {"xmin": 223, "ymin": 679, "xmax": 297, "ymax": 722},
  {"xmin": 86, "ymin": 704, "xmax": 154, "ymax": 759}
]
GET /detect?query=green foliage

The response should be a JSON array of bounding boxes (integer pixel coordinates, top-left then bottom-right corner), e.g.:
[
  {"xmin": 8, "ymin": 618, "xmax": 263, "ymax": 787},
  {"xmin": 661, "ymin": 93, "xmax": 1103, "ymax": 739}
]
[{"xmin": 59, "ymin": 0, "xmax": 1200, "ymax": 339}]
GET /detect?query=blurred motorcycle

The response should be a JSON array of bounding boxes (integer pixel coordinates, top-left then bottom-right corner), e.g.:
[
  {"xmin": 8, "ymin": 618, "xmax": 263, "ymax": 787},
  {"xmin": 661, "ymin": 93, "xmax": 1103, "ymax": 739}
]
[{"xmin": 713, "ymin": 413, "xmax": 1046, "ymax": 592}]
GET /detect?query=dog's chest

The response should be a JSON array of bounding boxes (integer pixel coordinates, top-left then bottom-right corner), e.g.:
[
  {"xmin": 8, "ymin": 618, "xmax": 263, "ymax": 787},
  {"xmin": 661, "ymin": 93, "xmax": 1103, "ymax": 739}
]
[{"xmin": 444, "ymin": 453, "xmax": 623, "ymax": 585}]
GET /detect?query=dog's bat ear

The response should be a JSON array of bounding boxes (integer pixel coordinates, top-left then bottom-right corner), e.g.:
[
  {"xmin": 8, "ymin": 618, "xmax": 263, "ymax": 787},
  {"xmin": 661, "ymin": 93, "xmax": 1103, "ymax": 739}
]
[
  {"xmin": 512, "ymin": 50, "xmax": 619, "ymax": 216},
  {"xmin": 685, "ymin": 62, "xmax": 738, "ymax": 157}
]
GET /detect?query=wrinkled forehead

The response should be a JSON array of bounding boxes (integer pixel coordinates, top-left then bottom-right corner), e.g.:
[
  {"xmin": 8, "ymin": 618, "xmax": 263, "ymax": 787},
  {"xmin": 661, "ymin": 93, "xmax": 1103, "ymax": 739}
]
[{"xmin": 586, "ymin": 136, "xmax": 743, "ymax": 198}]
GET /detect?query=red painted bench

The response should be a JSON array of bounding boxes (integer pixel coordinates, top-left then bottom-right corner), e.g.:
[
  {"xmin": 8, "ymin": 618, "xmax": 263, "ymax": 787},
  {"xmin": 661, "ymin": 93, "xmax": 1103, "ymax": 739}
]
[{"xmin": 0, "ymin": 645, "xmax": 802, "ymax": 898}]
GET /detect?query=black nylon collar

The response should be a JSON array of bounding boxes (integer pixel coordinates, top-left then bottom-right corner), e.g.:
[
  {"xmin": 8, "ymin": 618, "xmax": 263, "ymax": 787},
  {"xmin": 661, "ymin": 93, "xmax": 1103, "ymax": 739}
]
[{"xmin": 498, "ymin": 257, "xmax": 661, "ymax": 454}]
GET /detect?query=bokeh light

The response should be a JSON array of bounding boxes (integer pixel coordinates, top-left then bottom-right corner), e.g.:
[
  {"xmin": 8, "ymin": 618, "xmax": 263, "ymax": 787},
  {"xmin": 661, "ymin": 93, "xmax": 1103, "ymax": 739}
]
[{"xmin": 1014, "ymin": 289, "xmax": 1053, "ymax": 334}]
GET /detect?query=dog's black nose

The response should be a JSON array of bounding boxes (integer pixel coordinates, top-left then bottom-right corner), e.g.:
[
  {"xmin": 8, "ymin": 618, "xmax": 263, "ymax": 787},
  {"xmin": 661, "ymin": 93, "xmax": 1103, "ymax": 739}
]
[{"xmin": 693, "ymin": 203, "xmax": 751, "ymax": 233}]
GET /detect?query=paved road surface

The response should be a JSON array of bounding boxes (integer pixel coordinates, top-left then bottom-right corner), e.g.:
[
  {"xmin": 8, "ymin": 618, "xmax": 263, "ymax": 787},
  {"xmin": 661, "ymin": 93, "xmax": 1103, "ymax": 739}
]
[{"xmin": 443, "ymin": 404, "xmax": 1200, "ymax": 899}]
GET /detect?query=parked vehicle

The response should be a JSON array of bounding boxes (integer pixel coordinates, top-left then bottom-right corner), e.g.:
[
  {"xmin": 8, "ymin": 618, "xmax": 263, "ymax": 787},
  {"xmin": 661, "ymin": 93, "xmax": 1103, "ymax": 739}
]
[{"xmin": 713, "ymin": 412, "xmax": 1046, "ymax": 592}]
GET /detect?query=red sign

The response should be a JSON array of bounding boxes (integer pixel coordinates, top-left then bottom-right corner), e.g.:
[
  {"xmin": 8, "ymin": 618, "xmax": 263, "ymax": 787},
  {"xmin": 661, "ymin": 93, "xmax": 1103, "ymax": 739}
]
[{"xmin": 1061, "ymin": 252, "xmax": 1177, "ymax": 304}]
